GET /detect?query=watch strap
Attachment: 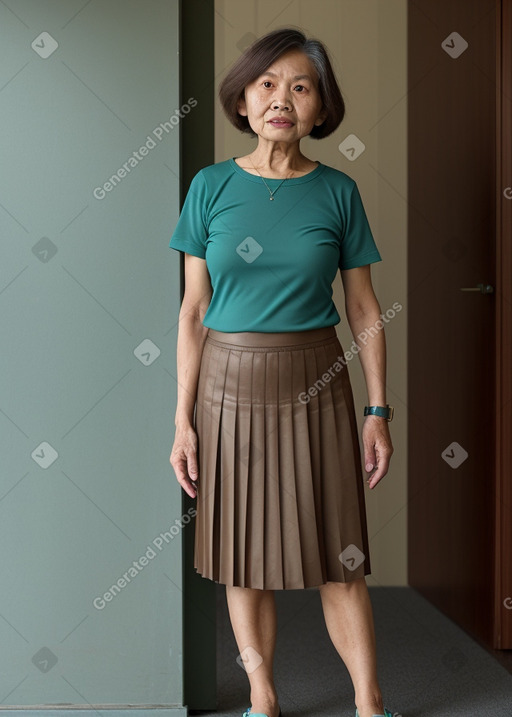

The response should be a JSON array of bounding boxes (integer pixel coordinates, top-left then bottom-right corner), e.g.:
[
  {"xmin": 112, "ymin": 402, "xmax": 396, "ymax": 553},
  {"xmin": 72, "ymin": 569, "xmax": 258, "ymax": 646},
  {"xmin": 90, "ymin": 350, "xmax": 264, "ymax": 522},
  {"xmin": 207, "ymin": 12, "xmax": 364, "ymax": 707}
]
[{"xmin": 364, "ymin": 404, "xmax": 394, "ymax": 421}]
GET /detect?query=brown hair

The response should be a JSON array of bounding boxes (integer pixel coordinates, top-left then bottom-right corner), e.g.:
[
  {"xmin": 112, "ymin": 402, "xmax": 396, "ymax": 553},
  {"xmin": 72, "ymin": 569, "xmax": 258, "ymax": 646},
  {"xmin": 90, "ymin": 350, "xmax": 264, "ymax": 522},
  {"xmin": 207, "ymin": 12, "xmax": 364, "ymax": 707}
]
[{"xmin": 218, "ymin": 27, "xmax": 345, "ymax": 140}]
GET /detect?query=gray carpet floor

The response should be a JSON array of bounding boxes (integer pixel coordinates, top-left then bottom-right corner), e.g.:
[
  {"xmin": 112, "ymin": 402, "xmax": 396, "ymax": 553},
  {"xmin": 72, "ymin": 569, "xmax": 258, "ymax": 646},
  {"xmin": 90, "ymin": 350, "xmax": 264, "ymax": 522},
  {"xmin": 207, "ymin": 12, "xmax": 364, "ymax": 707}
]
[{"xmin": 214, "ymin": 585, "xmax": 512, "ymax": 717}]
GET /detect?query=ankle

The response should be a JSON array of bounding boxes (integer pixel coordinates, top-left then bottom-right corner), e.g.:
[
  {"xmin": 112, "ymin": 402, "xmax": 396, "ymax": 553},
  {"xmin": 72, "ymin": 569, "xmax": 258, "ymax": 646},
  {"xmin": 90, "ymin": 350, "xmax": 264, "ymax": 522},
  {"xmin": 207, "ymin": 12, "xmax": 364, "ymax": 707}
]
[
  {"xmin": 250, "ymin": 690, "xmax": 278, "ymax": 704},
  {"xmin": 249, "ymin": 687, "xmax": 279, "ymax": 715},
  {"xmin": 249, "ymin": 703, "xmax": 280, "ymax": 717},
  {"xmin": 355, "ymin": 694, "xmax": 385, "ymax": 717}
]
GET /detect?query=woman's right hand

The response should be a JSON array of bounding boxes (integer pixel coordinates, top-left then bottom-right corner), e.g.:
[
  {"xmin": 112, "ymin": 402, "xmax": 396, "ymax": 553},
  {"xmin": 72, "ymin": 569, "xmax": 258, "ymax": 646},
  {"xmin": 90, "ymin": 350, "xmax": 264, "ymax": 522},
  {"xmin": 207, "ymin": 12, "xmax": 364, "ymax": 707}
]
[{"xmin": 170, "ymin": 423, "xmax": 199, "ymax": 498}]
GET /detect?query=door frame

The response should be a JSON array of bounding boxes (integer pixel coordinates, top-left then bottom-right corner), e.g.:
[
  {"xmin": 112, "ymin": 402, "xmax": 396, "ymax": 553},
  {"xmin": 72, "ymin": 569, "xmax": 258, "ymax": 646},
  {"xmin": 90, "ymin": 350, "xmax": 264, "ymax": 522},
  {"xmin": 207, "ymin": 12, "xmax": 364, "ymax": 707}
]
[
  {"xmin": 179, "ymin": 0, "xmax": 217, "ymax": 708},
  {"xmin": 494, "ymin": 0, "xmax": 512, "ymax": 649}
]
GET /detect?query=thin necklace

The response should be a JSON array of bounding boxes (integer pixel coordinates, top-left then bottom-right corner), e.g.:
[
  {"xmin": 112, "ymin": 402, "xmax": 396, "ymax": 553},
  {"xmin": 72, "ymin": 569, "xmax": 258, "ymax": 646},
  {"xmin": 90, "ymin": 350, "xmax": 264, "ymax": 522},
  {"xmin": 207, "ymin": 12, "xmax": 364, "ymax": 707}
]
[{"xmin": 248, "ymin": 156, "xmax": 294, "ymax": 201}]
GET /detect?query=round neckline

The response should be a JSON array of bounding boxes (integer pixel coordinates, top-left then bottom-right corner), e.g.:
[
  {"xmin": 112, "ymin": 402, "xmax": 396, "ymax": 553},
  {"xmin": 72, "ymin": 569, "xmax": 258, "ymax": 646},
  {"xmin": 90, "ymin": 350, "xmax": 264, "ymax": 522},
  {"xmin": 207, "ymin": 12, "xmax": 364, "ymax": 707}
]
[{"xmin": 229, "ymin": 156, "xmax": 325, "ymax": 185}]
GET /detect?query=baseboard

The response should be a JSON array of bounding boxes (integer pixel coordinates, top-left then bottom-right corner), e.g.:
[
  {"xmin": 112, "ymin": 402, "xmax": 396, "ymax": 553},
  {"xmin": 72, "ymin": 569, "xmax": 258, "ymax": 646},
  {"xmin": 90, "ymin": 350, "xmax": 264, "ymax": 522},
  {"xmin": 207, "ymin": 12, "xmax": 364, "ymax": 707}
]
[{"xmin": 0, "ymin": 708, "xmax": 188, "ymax": 717}]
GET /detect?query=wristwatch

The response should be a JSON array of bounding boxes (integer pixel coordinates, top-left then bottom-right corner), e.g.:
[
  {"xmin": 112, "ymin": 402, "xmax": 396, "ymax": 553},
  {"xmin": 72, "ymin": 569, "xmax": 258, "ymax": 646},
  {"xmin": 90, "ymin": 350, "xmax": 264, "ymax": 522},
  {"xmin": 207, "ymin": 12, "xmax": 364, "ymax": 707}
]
[{"xmin": 364, "ymin": 404, "xmax": 394, "ymax": 421}]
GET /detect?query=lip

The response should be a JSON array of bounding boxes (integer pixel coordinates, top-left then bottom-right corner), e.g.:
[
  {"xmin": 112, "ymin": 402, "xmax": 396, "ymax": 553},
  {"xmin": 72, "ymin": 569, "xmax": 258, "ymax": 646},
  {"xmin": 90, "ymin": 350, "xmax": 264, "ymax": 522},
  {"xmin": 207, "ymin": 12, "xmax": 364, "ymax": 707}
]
[{"xmin": 268, "ymin": 119, "xmax": 294, "ymax": 127}]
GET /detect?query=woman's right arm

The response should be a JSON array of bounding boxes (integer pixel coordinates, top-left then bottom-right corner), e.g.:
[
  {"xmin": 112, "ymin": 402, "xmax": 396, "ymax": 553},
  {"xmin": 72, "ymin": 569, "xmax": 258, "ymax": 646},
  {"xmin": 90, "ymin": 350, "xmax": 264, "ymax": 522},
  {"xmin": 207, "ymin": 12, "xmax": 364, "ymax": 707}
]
[{"xmin": 170, "ymin": 253, "xmax": 212, "ymax": 498}]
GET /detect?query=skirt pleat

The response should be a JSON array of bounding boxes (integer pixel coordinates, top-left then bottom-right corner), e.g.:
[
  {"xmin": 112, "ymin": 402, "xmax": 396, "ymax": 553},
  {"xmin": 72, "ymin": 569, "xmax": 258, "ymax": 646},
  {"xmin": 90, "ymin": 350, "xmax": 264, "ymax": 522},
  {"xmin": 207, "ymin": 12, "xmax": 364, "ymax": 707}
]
[{"xmin": 193, "ymin": 326, "xmax": 371, "ymax": 590}]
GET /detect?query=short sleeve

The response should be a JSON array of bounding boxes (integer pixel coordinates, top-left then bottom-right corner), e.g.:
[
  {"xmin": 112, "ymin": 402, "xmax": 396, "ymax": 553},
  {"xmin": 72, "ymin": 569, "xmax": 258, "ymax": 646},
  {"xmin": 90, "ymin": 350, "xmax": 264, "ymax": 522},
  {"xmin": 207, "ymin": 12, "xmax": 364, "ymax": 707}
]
[
  {"xmin": 339, "ymin": 181, "xmax": 382, "ymax": 270},
  {"xmin": 168, "ymin": 170, "xmax": 208, "ymax": 258}
]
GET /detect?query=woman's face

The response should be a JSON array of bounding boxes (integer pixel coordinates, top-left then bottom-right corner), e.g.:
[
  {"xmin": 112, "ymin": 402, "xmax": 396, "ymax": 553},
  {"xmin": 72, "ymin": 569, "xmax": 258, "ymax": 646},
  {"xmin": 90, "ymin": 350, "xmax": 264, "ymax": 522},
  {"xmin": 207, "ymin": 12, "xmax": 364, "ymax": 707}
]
[{"xmin": 237, "ymin": 49, "xmax": 327, "ymax": 143}]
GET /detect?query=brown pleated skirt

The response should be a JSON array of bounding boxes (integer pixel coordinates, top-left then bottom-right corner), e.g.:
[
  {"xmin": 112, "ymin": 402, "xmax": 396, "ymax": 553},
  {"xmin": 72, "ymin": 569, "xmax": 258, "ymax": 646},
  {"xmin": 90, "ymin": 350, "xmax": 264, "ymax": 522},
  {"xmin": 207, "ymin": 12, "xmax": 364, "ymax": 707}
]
[{"xmin": 193, "ymin": 325, "xmax": 371, "ymax": 590}]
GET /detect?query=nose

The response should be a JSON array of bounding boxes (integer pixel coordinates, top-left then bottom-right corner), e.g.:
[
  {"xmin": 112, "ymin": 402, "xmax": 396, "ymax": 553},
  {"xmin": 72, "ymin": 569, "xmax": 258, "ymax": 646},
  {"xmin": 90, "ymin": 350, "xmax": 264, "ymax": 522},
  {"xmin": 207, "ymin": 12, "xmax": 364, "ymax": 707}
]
[{"xmin": 272, "ymin": 88, "xmax": 291, "ymax": 110}]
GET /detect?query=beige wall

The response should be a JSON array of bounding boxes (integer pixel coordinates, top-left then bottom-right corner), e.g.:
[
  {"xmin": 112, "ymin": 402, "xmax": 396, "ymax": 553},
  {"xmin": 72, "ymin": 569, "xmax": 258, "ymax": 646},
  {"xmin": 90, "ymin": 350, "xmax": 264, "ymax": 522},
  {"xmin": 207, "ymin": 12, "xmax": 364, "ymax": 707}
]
[{"xmin": 214, "ymin": 0, "xmax": 408, "ymax": 586}]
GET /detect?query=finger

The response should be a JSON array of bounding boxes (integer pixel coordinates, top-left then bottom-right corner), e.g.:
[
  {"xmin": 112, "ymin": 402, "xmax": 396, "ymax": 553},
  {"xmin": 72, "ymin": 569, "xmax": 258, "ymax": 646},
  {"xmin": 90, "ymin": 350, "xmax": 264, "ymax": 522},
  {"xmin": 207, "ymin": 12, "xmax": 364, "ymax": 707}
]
[
  {"xmin": 363, "ymin": 444, "xmax": 376, "ymax": 472},
  {"xmin": 184, "ymin": 481, "xmax": 197, "ymax": 499},
  {"xmin": 367, "ymin": 466, "xmax": 384, "ymax": 488},
  {"xmin": 187, "ymin": 451, "xmax": 199, "ymax": 481},
  {"xmin": 172, "ymin": 457, "xmax": 198, "ymax": 498},
  {"xmin": 367, "ymin": 456, "xmax": 391, "ymax": 489},
  {"xmin": 180, "ymin": 474, "xmax": 197, "ymax": 498},
  {"xmin": 362, "ymin": 430, "xmax": 378, "ymax": 470}
]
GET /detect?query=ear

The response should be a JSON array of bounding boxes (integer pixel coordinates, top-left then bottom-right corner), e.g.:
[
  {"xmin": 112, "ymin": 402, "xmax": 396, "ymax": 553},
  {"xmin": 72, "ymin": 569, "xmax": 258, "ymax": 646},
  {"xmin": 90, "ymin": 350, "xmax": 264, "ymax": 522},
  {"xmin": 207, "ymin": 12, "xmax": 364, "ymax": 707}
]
[
  {"xmin": 237, "ymin": 93, "xmax": 248, "ymax": 117},
  {"xmin": 314, "ymin": 106, "xmax": 328, "ymax": 126}
]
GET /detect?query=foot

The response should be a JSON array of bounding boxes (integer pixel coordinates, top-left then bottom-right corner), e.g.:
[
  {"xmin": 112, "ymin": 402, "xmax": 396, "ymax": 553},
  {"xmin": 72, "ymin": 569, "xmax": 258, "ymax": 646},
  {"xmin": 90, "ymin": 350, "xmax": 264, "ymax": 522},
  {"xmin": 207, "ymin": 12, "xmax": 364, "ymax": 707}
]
[
  {"xmin": 355, "ymin": 699, "xmax": 387, "ymax": 717},
  {"xmin": 247, "ymin": 705, "xmax": 280, "ymax": 717}
]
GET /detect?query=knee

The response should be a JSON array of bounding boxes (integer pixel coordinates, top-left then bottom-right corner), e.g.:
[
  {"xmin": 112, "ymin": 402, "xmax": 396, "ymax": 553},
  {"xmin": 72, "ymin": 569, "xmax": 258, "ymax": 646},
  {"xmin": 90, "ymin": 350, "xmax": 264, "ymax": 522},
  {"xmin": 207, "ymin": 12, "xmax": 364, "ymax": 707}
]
[{"xmin": 319, "ymin": 577, "xmax": 365, "ymax": 591}]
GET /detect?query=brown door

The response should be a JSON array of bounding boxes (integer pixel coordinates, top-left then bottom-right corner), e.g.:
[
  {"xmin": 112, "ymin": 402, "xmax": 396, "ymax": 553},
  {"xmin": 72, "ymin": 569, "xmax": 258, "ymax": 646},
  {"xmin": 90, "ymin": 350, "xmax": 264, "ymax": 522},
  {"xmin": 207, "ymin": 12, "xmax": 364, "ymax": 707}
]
[{"xmin": 407, "ymin": 0, "xmax": 512, "ymax": 649}]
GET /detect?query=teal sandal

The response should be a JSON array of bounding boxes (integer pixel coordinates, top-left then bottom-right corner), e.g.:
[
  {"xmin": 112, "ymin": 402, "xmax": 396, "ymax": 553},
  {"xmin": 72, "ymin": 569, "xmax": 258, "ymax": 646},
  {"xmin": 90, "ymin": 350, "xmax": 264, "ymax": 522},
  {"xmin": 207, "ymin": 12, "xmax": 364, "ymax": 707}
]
[
  {"xmin": 355, "ymin": 709, "xmax": 394, "ymax": 717},
  {"xmin": 242, "ymin": 708, "xmax": 282, "ymax": 717}
]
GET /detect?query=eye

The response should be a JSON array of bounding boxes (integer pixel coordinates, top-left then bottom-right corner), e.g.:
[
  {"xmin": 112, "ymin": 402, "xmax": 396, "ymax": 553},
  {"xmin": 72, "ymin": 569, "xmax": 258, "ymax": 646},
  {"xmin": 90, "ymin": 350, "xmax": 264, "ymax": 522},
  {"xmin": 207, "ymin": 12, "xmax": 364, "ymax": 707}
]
[{"xmin": 261, "ymin": 81, "xmax": 307, "ymax": 91}]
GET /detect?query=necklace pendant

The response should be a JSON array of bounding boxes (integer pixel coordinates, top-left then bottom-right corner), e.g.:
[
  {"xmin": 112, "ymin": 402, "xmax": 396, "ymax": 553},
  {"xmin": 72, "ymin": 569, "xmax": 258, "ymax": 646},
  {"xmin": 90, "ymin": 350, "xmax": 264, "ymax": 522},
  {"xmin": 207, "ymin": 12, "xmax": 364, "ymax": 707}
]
[{"xmin": 270, "ymin": 196, "xmax": 274, "ymax": 201}]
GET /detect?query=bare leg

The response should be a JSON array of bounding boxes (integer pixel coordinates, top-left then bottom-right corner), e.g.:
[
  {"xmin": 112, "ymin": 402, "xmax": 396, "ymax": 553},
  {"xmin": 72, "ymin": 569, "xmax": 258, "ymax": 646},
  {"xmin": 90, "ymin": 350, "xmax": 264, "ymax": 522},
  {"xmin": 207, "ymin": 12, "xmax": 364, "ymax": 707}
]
[
  {"xmin": 225, "ymin": 585, "xmax": 280, "ymax": 717},
  {"xmin": 318, "ymin": 577, "xmax": 385, "ymax": 717}
]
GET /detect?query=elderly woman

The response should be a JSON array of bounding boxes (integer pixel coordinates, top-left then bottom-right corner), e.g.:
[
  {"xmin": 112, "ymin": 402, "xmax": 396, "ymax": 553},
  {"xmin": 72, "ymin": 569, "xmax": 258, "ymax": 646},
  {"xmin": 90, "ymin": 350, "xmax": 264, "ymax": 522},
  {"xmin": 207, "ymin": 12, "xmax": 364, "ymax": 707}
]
[{"xmin": 169, "ymin": 27, "xmax": 394, "ymax": 717}]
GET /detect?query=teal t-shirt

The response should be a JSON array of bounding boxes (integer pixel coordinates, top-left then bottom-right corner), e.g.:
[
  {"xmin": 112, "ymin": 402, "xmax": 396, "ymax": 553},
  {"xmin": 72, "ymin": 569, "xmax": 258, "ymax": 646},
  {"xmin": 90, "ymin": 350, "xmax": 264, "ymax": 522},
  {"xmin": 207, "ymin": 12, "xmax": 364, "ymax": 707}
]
[{"xmin": 169, "ymin": 157, "xmax": 382, "ymax": 332}]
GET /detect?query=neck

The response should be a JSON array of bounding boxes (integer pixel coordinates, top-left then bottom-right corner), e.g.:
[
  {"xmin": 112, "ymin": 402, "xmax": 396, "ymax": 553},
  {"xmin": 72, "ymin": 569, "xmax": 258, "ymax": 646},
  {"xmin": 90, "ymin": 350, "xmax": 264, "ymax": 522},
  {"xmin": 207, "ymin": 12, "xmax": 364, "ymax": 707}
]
[{"xmin": 248, "ymin": 141, "xmax": 308, "ymax": 172}]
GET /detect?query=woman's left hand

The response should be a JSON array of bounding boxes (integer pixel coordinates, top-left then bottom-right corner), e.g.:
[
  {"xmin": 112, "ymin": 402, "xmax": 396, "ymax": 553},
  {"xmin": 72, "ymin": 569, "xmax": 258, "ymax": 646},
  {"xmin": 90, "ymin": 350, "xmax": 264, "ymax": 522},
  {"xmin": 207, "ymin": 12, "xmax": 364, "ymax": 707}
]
[{"xmin": 361, "ymin": 415, "xmax": 394, "ymax": 489}]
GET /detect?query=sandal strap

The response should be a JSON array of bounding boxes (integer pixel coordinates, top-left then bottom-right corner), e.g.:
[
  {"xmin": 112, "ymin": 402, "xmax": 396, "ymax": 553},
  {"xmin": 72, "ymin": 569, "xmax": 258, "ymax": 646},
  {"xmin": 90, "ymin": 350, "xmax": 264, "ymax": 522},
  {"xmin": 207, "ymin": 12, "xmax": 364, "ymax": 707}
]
[{"xmin": 242, "ymin": 708, "xmax": 282, "ymax": 717}]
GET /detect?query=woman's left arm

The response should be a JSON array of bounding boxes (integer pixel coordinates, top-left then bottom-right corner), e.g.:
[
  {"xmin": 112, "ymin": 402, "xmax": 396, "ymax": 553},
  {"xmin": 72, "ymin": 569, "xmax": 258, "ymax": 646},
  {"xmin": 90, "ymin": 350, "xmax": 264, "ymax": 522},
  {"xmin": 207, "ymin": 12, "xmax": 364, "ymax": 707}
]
[{"xmin": 340, "ymin": 265, "xmax": 394, "ymax": 489}]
